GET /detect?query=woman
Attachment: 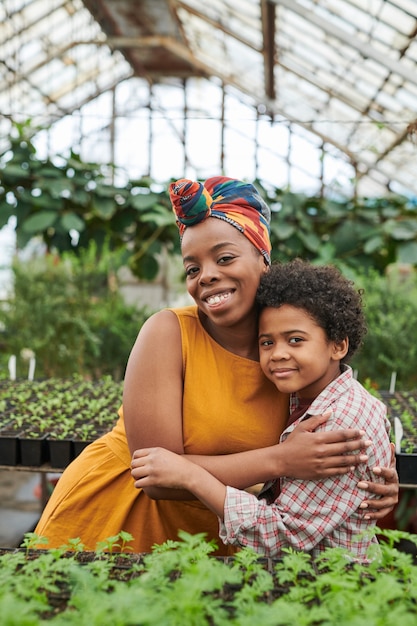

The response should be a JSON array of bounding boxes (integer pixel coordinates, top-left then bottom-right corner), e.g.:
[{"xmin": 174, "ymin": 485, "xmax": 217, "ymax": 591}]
[{"xmin": 35, "ymin": 177, "xmax": 398, "ymax": 554}]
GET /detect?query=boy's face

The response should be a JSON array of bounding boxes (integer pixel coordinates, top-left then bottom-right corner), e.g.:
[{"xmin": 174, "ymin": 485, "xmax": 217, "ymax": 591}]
[{"xmin": 258, "ymin": 304, "xmax": 348, "ymax": 399}]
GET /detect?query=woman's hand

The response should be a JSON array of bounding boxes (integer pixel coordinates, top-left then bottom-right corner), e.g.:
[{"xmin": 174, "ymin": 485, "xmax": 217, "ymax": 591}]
[
  {"xmin": 282, "ymin": 418, "xmax": 399, "ymax": 519},
  {"xmin": 131, "ymin": 447, "xmax": 192, "ymax": 491},
  {"xmin": 131, "ymin": 448, "xmax": 227, "ymax": 516},
  {"xmin": 357, "ymin": 443, "xmax": 399, "ymax": 520},
  {"xmin": 280, "ymin": 412, "xmax": 372, "ymax": 479}
]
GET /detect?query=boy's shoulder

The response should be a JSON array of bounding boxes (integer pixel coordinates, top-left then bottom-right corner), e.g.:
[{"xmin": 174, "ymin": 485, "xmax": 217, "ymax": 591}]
[
  {"xmin": 311, "ymin": 367, "xmax": 383, "ymax": 412},
  {"xmin": 350, "ymin": 377, "xmax": 386, "ymax": 410},
  {"xmin": 332, "ymin": 377, "xmax": 390, "ymax": 437}
]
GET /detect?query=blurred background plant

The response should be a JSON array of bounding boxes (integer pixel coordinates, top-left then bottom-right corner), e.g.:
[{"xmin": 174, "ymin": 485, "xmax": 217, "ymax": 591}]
[
  {"xmin": 1, "ymin": 249, "xmax": 416, "ymax": 389},
  {"xmin": 2, "ymin": 128, "xmax": 417, "ymax": 282},
  {"xmin": 1, "ymin": 126, "xmax": 417, "ymax": 386},
  {"xmin": 350, "ymin": 264, "xmax": 417, "ymax": 390},
  {"xmin": 0, "ymin": 241, "xmax": 150, "ymax": 380}
]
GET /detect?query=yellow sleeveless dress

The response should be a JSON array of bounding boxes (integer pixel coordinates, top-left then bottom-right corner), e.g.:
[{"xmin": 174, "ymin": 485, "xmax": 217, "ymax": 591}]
[{"xmin": 35, "ymin": 306, "xmax": 289, "ymax": 554}]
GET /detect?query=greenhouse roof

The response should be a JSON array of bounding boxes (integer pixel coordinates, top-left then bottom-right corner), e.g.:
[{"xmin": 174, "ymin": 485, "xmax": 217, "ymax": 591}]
[{"xmin": 1, "ymin": 0, "xmax": 417, "ymax": 197}]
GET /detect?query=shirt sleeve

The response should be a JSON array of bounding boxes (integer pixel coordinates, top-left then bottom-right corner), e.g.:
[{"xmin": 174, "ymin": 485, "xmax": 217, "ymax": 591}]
[
  {"xmin": 219, "ymin": 400, "xmax": 391, "ymax": 557},
  {"xmin": 219, "ymin": 471, "xmax": 364, "ymax": 556}
]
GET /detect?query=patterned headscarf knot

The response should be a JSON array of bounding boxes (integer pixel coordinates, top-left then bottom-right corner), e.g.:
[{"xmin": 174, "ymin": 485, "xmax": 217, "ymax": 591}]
[{"xmin": 169, "ymin": 176, "xmax": 271, "ymax": 265}]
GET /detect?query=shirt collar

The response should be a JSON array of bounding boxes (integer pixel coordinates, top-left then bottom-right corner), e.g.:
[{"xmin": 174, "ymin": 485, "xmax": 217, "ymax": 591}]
[{"xmin": 289, "ymin": 363, "xmax": 353, "ymax": 419}]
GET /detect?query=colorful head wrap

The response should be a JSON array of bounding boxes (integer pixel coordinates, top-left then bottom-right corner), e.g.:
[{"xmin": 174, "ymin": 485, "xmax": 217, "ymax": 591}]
[{"xmin": 169, "ymin": 176, "xmax": 272, "ymax": 265}]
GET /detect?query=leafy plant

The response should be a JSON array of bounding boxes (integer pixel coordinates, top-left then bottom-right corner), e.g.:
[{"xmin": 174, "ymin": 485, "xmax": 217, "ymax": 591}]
[
  {"xmin": 351, "ymin": 266, "xmax": 417, "ymax": 389},
  {"xmin": 2, "ymin": 123, "xmax": 417, "ymax": 288},
  {"xmin": 261, "ymin": 184, "xmax": 417, "ymax": 272},
  {"xmin": 0, "ymin": 529, "xmax": 416, "ymax": 624},
  {"xmin": 0, "ymin": 248, "xmax": 149, "ymax": 379},
  {"xmin": 0, "ymin": 376, "xmax": 123, "ymax": 467},
  {"xmin": 273, "ymin": 547, "xmax": 315, "ymax": 585},
  {"xmin": 20, "ymin": 532, "xmax": 49, "ymax": 556},
  {"xmin": 96, "ymin": 531, "xmax": 135, "ymax": 555},
  {"xmin": 0, "ymin": 123, "xmax": 179, "ymax": 280}
]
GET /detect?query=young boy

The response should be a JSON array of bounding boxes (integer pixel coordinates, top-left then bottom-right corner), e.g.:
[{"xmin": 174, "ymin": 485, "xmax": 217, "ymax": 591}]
[{"xmin": 131, "ymin": 259, "xmax": 392, "ymax": 560}]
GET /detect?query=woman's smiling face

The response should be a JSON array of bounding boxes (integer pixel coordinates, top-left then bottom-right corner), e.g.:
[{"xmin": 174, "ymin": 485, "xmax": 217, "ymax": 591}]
[{"xmin": 181, "ymin": 217, "xmax": 267, "ymax": 327}]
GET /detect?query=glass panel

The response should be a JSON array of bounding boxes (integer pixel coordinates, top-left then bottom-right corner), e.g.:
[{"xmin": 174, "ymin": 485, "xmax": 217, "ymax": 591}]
[{"xmin": 0, "ymin": 0, "xmax": 416, "ymax": 200}]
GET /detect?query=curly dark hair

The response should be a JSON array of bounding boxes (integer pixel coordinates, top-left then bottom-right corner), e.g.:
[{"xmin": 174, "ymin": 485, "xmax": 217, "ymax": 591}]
[{"xmin": 256, "ymin": 258, "xmax": 367, "ymax": 363}]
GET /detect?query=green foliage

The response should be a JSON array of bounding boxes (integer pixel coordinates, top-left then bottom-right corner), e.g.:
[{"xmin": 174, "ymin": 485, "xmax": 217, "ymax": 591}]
[
  {"xmin": 258, "ymin": 183, "xmax": 417, "ymax": 272},
  {"xmin": 0, "ymin": 123, "xmax": 179, "ymax": 281},
  {"xmin": 95, "ymin": 531, "xmax": 134, "ymax": 555},
  {"xmin": 0, "ymin": 376, "xmax": 122, "ymax": 442},
  {"xmin": 1, "ymin": 123, "xmax": 417, "ymax": 285},
  {"xmin": 20, "ymin": 532, "xmax": 49, "ymax": 555},
  {"xmin": 0, "ymin": 529, "xmax": 417, "ymax": 624},
  {"xmin": 2, "ymin": 124, "xmax": 417, "ymax": 385},
  {"xmin": 351, "ymin": 265, "xmax": 417, "ymax": 389},
  {"xmin": 0, "ymin": 245, "xmax": 149, "ymax": 379}
]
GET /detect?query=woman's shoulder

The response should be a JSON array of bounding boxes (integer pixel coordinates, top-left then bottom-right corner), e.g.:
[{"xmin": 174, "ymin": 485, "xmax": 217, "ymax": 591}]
[
  {"xmin": 142, "ymin": 305, "xmax": 196, "ymax": 326},
  {"xmin": 167, "ymin": 304, "xmax": 198, "ymax": 320},
  {"xmin": 137, "ymin": 306, "xmax": 200, "ymax": 348}
]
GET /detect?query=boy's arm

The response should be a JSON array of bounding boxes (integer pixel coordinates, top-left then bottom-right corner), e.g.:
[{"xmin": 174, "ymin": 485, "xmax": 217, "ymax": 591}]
[
  {"xmin": 219, "ymin": 402, "xmax": 392, "ymax": 557},
  {"xmin": 218, "ymin": 473, "xmax": 358, "ymax": 556}
]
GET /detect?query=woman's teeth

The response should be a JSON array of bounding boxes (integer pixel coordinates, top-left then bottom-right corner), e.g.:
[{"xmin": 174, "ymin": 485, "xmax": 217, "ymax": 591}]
[{"xmin": 206, "ymin": 292, "xmax": 230, "ymax": 305}]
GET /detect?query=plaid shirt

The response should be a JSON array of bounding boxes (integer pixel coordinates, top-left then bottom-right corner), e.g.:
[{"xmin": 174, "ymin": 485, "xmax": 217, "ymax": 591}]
[{"xmin": 219, "ymin": 366, "xmax": 392, "ymax": 560}]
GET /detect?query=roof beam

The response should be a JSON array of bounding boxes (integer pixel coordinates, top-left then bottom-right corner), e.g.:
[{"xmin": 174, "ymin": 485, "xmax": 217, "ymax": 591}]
[
  {"xmin": 272, "ymin": 0, "xmax": 417, "ymax": 87},
  {"xmin": 261, "ymin": 0, "xmax": 276, "ymax": 100},
  {"xmin": 103, "ymin": 32, "xmax": 357, "ymax": 159},
  {"xmin": 173, "ymin": 0, "xmax": 262, "ymax": 52}
]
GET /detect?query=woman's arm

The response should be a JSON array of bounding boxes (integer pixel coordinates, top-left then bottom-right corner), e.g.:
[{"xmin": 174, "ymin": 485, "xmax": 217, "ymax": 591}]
[
  {"xmin": 124, "ymin": 311, "xmax": 184, "ymax": 455},
  {"xmin": 123, "ymin": 310, "xmax": 192, "ymax": 500},
  {"xmin": 184, "ymin": 418, "xmax": 399, "ymax": 517}
]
